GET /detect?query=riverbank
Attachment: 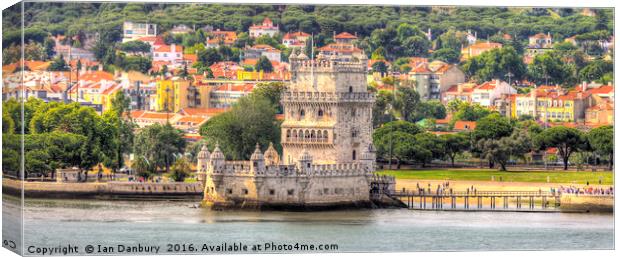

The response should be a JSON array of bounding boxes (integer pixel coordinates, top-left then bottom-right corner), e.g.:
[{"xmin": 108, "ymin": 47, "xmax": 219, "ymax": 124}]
[
  {"xmin": 2, "ymin": 178, "xmax": 202, "ymax": 199},
  {"xmin": 377, "ymin": 168, "xmax": 614, "ymax": 184}
]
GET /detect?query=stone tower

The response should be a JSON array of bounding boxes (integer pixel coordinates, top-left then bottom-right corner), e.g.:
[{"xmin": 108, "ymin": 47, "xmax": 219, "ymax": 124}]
[{"xmin": 282, "ymin": 50, "xmax": 374, "ymax": 164}]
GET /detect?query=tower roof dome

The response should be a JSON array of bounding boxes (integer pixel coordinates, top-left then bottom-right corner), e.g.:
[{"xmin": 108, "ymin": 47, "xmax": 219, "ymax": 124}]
[
  {"xmin": 297, "ymin": 52, "xmax": 308, "ymax": 59},
  {"xmin": 197, "ymin": 144, "xmax": 211, "ymax": 159},
  {"xmin": 250, "ymin": 143, "xmax": 264, "ymax": 160},
  {"xmin": 211, "ymin": 143, "xmax": 225, "ymax": 160},
  {"xmin": 264, "ymin": 142, "xmax": 280, "ymax": 165}
]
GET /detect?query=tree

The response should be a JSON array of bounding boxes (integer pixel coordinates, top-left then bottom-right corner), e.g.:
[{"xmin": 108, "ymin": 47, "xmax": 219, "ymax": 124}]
[
  {"xmin": 431, "ymin": 48, "xmax": 460, "ymax": 63},
  {"xmin": 578, "ymin": 59, "xmax": 613, "ymax": 83},
  {"xmin": 197, "ymin": 47, "xmax": 223, "ymax": 66},
  {"xmin": 200, "ymin": 94, "xmax": 280, "ymax": 160},
  {"xmin": 535, "ymin": 126, "xmax": 587, "ymax": 170},
  {"xmin": 441, "ymin": 133, "xmax": 470, "ymax": 167},
  {"xmin": 462, "ymin": 46, "xmax": 526, "ymax": 83},
  {"xmin": 119, "ymin": 40, "xmax": 151, "ymax": 54},
  {"xmin": 168, "ymin": 157, "xmax": 191, "ymax": 182},
  {"xmin": 373, "ymin": 121, "xmax": 422, "ymax": 166},
  {"xmin": 478, "ymin": 137, "xmax": 512, "ymax": 171},
  {"xmin": 255, "ymin": 56, "xmax": 274, "ymax": 72},
  {"xmin": 48, "ymin": 55, "xmax": 69, "ymax": 71},
  {"xmin": 588, "ymin": 126, "xmax": 613, "ymax": 170},
  {"xmin": 394, "ymin": 86, "xmax": 420, "ymax": 122},
  {"xmin": 372, "ymin": 90, "xmax": 396, "ymax": 128},
  {"xmin": 473, "ymin": 113, "xmax": 513, "ymax": 141},
  {"xmin": 527, "ymin": 50, "xmax": 577, "ymax": 86},
  {"xmin": 134, "ymin": 123, "xmax": 186, "ymax": 173},
  {"xmin": 412, "ymin": 132, "xmax": 443, "ymax": 167},
  {"xmin": 371, "ymin": 61, "xmax": 388, "ymax": 76},
  {"xmin": 252, "ymin": 82, "xmax": 285, "ymax": 113}
]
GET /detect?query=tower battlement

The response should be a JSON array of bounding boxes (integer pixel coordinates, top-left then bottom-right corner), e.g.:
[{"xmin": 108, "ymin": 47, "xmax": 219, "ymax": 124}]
[
  {"xmin": 281, "ymin": 91, "xmax": 375, "ymax": 103},
  {"xmin": 290, "ymin": 59, "xmax": 367, "ymax": 74}
]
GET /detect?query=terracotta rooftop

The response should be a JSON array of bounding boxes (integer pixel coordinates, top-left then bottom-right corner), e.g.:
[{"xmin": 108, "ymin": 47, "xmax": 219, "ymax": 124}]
[{"xmin": 334, "ymin": 32, "xmax": 357, "ymax": 39}]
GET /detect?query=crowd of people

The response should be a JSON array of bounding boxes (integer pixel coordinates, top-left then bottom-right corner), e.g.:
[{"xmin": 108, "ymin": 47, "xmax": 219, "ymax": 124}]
[{"xmin": 555, "ymin": 185, "xmax": 614, "ymax": 195}]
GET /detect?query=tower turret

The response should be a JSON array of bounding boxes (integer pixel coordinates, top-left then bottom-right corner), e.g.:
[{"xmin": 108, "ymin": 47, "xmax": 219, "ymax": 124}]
[
  {"xmin": 196, "ymin": 144, "xmax": 211, "ymax": 184},
  {"xmin": 250, "ymin": 143, "xmax": 265, "ymax": 174},
  {"xmin": 210, "ymin": 143, "xmax": 225, "ymax": 172},
  {"xmin": 264, "ymin": 142, "xmax": 280, "ymax": 166}
]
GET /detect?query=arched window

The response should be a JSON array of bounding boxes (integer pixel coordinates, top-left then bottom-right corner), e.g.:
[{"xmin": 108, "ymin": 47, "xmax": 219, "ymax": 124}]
[
  {"xmin": 323, "ymin": 130, "xmax": 328, "ymax": 142},
  {"xmin": 349, "ymin": 86, "xmax": 353, "ymax": 93},
  {"xmin": 305, "ymin": 130, "xmax": 310, "ymax": 139},
  {"xmin": 318, "ymin": 109, "xmax": 324, "ymax": 117},
  {"xmin": 317, "ymin": 130, "xmax": 322, "ymax": 141},
  {"xmin": 352, "ymin": 150, "xmax": 356, "ymax": 160},
  {"xmin": 298, "ymin": 130, "xmax": 303, "ymax": 141},
  {"xmin": 311, "ymin": 130, "xmax": 316, "ymax": 141},
  {"xmin": 286, "ymin": 129, "xmax": 291, "ymax": 141},
  {"xmin": 300, "ymin": 109, "xmax": 305, "ymax": 118},
  {"xmin": 293, "ymin": 130, "xmax": 298, "ymax": 141},
  {"xmin": 351, "ymin": 108, "xmax": 356, "ymax": 117}
]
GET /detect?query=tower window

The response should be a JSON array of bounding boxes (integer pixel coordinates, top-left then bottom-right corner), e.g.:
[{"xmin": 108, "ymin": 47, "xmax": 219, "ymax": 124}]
[
  {"xmin": 352, "ymin": 150, "xmax": 356, "ymax": 160},
  {"xmin": 269, "ymin": 189, "xmax": 275, "ymax": 195},
  {"xmin": 287, "ymin": 189, "xmax": 295, "ymax": 196},
  {"xmin": 349, "ymin": 86, "xmax": 353, "ymax": 93}
]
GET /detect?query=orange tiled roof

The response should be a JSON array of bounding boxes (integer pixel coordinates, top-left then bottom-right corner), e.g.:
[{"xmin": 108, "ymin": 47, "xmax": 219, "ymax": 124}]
[
  {"xmin": 454, "ymin": 121, "xmax": 477, "ymax": 130},
  {"xmin": 80, "ymin": 71, "xmax": 115, "ymax": 82},
  {"xmin": 587, "ymin": 85, "xmax": 613, "ymax": 94},
  {"xmin": 154, "ymin": 44, "xmax": 183, "ymax": 53},
  {"xmin": 334, "ymin": 32, "xmax": 357, "ymax": 39},
  {"xmin": 180, "ymin": 107, "xmax": 230, "ymax": 117},
  {"xmin": 468, "ymin": 42, "xmax": 502, "ymax": 49}
]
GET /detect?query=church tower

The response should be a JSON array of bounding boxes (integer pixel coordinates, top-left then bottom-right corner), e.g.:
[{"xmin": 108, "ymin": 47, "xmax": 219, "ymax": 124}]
[{"xmin": 281, "ymin": 50, "xmax": 374, "ymax": 164}]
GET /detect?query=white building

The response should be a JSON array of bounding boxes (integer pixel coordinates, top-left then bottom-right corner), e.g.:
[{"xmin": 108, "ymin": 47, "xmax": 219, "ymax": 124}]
[
  {"xmin": 153, "ymin": 44, "xmax": 184, "ymax": 66},
  {"xmin": 122, "ymin": 21, "xmax": 157, "ymax": 43},
  {"xmin": 249, "ymin": 17, "xmax": 279, "ymax": 38},
  {"xmin": 471, "ymin": 79, "xmax": 517, "ymax": 107}
]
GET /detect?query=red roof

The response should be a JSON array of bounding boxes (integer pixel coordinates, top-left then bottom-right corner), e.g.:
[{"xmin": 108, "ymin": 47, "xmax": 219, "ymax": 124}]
[
  {"xmin": 154, "ymin": 44, "xmax": 183, "ymax": 53},
  {"xmin": 454, "ymin": 121, "xmax": 477, "ymax": 131},
  {"xmin": 80, "ymin": 71, "xmax": 114, "ymax": 82},
  {"xmin": 587, "ymin": 85, "xmax": 613, "ymax": 95},
  {"xmin": 214, "ymin": 83, "xmax": 254, "ymax": 92},
  {"xmin": 180, "ymin": 107, "xmax": 229, "ymax": 117},
  {"xmin": 283, "ymin": 31, "xmax": 310, "ymax": 40},
  {"xmin": 334, "ymin": 32, "xmax": 357, "ymax": 39}
]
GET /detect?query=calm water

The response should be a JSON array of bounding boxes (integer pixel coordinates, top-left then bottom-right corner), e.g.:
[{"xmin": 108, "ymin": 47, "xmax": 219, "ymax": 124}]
[{"xmin": 9, "ymin": 198, "xmax": 615, "ymax": 254}]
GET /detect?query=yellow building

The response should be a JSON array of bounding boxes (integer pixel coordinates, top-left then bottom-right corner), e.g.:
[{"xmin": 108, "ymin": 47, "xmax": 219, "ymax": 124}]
[
  {"xmin": 511, "ymin": 86, "xmax": 592, "ymax": 123},
  {"xmin": 156, "ymin": 78, "xmax": 190, "ymax": 113},
  {"xmin": 237, "ymin": 70, "xmax": 264, "ymax": 80}
]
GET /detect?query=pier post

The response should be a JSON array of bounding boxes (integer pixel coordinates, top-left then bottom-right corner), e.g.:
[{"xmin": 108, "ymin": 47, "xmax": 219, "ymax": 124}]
[
  {"xmin": 504, "ymin": 196, "xmax": 508, "ymax": 209},
  {"xmin": 517, "ymin": 196, "xmax": 521, "ymax": 208}
]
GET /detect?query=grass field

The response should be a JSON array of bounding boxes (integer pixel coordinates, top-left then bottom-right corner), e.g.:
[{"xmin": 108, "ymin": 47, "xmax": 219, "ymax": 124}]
[{"xmin": 376, "ymin": 169, "xmax": 614, "ymax": 185}]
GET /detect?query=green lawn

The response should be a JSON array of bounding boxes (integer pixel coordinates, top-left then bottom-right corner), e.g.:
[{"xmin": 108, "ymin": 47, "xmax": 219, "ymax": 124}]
[{"xmin": 376, "ymin": 169, "xmax": 614, "ymax": 185}]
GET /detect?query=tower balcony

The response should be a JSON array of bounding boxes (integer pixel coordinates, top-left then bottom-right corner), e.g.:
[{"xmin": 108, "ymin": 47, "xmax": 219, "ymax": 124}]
[{"xmin": 281, "ymin": 91, "xmax": 375, "ymax": 103}]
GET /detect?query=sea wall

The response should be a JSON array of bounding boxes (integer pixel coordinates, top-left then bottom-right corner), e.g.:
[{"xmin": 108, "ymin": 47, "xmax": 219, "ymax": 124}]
[
  {"xmin": 2, "ymin": 179, "xmax": 202, "ymax": 199},
  {"xmin": 560, "ymin": 194, "xmax": 614, "ymax": 213}
]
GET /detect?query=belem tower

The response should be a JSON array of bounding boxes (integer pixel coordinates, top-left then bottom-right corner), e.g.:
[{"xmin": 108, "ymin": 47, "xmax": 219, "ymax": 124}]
[{"xmin": 196, "ymin": 50, "xmax": 396, "ymax": 209}]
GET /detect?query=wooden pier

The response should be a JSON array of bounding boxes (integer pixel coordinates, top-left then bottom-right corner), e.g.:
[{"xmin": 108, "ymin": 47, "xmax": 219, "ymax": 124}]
[{"xmin": 388, "ymin": 190, "xmax": 562, "ymax": 212}]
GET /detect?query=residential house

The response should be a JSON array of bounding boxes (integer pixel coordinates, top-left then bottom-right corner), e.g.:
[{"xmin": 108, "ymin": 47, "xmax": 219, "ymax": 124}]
[
  {"xmin": 525, "ymin": 33, "xmax": 554, "ymax": 63},
  {"xmin": 470, "ymin": 80, "xmax": 517, "ymax": 107},
  {"xmin": 460, "ymin": 41, "xmax": 502, "ymax": 61},
  {"xmin": 242, "ymin": 44, "xmax": 282, "ymax": 63},
  {"xmin": 282, "ymin": 31, "xmax": 310, "ymax": 48},
  {"xmin": 155, "ymin": 77, "xmax": 191, "ymax": 112},
  {"xmin": 122, "ymin": 21, "xmax": 157, "ymax": 43},
  {"xmin": 316, "ymin": 32, "xmax": 364, "ymax": 61},
  {"xmin": 153, "ymin": 44, "xmax": 184, "ymax": 66},
  {"xmin": 209, "ymin": 83, "xmax": 254, "ymax": 108},
  {"xmin": 453, "ymin": 121, "xmax": 477, "ymax": 132},
  {"xmin": 206, "ymin": 29, "xmax": 237, "ymax": 48},
  {"xmin": 249, "ymin": 17, "xmax": 279, "ymax": 38},
  {"xmin": 408, "ymin": 60, "xmax": 466, "ymax": 100},
  {"xmin": 585, "ymin": 101, "xmax": 614, "ymax": 125},
  {"xmin": 170, "ymin": 24, "xmax": 194, "ymax": 34}
]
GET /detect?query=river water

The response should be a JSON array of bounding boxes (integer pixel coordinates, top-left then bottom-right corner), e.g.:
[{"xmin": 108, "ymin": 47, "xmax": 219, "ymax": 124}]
[{"xmin": 8, "ymin": 198, "xmax": 615, "ymax": 254}]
